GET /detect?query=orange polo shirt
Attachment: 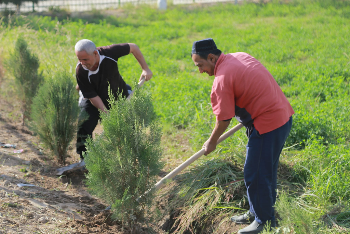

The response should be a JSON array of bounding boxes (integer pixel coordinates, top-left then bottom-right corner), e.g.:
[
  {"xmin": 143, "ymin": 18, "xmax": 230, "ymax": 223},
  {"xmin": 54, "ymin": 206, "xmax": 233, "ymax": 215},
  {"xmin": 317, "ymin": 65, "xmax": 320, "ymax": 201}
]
[{"xmin": 211, "ymin": 53, "xmax": 294, "ymax": 134}]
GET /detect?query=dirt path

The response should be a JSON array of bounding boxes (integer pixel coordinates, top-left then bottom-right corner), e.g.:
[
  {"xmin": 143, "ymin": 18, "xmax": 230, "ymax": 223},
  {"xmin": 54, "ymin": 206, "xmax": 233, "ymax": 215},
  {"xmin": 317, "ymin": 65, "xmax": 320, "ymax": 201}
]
[{"xmin": 0, "ymin": 97, "xmax": 137, "ymax": 233}]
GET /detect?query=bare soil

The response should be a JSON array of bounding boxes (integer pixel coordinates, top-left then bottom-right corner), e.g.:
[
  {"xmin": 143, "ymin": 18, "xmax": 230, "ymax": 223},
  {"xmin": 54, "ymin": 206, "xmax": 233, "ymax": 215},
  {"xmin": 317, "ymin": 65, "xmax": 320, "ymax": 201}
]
[{"xmin": 0, "ymin": 98, "xmax": 126, "ymax": 233}]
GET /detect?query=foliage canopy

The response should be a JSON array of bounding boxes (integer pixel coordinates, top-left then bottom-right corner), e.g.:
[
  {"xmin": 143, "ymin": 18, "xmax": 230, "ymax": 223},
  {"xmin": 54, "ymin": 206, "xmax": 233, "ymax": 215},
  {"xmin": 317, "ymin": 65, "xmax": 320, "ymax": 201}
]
[
  {"xmin": 6, "ymin": 37, "xmax": 43, "ymax": 123},
  {"xmin": 30, "ymin": 71, "xmax": 80, "ymax": 164}
]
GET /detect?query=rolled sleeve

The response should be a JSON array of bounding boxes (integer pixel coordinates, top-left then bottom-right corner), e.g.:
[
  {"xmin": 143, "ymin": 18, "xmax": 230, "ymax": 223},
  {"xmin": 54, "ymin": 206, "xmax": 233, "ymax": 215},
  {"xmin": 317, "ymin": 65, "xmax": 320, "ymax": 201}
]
[{"xmin": 99, "ymin": 44, "xmax": 130, "ymax": 60}]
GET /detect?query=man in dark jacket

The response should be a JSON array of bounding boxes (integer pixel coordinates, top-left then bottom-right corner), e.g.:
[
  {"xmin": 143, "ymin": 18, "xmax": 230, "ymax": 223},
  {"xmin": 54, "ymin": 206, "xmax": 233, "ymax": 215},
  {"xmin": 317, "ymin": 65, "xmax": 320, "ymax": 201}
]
[{"xmin": 75, "ymin": 39, "xmax": 152, "ymax": 160}]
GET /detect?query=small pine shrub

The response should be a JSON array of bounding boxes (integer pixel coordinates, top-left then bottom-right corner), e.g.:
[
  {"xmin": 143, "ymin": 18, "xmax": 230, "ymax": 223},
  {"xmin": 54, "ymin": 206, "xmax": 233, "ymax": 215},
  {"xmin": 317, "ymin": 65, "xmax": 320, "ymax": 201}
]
[
  {"xmin": 6, "ymin": 37, "xmax": 43, "ymax": 123},
  {"xmin": 84, "ymin": 85, "xmax": 163, "ymax": 229},
  {"xmin": 30, "ymin": 71, "xmax": 80, "ymax": 164}
]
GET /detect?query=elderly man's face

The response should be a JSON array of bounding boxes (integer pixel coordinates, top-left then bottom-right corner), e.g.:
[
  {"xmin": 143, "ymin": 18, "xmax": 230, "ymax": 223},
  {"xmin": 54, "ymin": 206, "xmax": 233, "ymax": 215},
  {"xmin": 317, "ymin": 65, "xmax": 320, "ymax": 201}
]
[
  {"xmin": 192, "ymin": 54, "xmax": 216, "ymax": 76},
  {"xmin": 76, "ymin": 50, "xmax": 99, "ymax": 71}
]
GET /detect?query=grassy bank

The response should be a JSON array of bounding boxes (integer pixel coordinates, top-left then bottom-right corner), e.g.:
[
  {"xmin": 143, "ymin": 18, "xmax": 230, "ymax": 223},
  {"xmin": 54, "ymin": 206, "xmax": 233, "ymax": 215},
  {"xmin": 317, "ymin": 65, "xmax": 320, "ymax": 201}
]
[{"xmin": 1, "ymin": 0, "xmax": 350, "ymax": 232}]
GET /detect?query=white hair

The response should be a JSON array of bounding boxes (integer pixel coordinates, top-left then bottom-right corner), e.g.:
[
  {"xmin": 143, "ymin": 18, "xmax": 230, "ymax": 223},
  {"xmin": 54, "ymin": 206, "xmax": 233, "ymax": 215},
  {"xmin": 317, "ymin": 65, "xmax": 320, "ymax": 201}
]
[{"xmin": 75, "ymin": 39, "xmax": 97, "ymax": 55}]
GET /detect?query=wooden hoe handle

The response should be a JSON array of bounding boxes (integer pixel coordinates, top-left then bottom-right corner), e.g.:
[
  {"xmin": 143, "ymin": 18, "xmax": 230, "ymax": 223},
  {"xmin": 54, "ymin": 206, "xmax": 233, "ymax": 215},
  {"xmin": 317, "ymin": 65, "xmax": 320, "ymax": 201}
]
[
  {"xmin": 152, "ymin": 123, "xmax": 244, "ymax": 192},
  {"xmin": 127, "ymin": 77, "xmax": 146, "ymax": 100}
]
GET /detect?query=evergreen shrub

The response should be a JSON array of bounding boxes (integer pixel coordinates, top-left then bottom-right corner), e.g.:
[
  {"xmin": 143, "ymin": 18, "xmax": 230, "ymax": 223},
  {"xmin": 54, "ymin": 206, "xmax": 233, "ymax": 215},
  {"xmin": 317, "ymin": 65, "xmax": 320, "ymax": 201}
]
[
  {"xmin": 6, "ymin": 37, "xmax": 43, "ymax": 123},
  {"xmin": 30, "ymin": 71, "xmax": 80, "ymax": 164},
  {"xmin": 84, "ymin": 85, "xmax": 162, "ymax": 228},
  {"xmin": 0, "ymin": 0, "xmax": 39, "ymax": 14}
]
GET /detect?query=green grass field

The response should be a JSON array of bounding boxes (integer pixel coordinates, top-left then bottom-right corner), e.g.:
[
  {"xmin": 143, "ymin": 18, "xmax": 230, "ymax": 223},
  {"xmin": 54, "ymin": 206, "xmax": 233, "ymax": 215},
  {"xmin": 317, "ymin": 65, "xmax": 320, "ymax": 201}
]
[{"xmin": 1, "ymin": 0, "xmax": 350, "ymax": 232}]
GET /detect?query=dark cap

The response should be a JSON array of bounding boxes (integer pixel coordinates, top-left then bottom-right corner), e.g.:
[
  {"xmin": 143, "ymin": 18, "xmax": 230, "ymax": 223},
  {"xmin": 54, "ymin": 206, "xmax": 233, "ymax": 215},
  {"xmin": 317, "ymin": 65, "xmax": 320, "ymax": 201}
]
[{"xmin": 192, "ymin": 38, "xmax": 217, "ymax": 54}]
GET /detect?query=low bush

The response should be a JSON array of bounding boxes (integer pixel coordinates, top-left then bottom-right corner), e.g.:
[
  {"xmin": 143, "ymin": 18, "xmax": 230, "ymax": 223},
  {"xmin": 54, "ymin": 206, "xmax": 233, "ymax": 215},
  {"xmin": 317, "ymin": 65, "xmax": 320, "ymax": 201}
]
[
  {"xmin": 84, "ymin": 85, "xmax": 163, "ymax": 229},
  {"xmin": 30, "ymin": 71, "xmax": 79, "ymax": 164},
  {"xmin": 6, "ymin": 37, "xmax": 43, "ymax": 124}
]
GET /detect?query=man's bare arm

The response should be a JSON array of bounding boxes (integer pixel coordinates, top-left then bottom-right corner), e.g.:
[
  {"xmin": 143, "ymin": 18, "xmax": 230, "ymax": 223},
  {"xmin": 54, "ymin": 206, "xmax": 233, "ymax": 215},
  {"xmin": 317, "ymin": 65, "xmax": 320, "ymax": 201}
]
[
  {"xmin": 89, "ymin": 96, "xmax": 108, "ymax": 113},
  {"xmin": 128, "ymin": 43, "xmax": 153, "ymax": 81},
  {"xmin": 203, "ymin": 119, "xmax": 231, "ymax": 155}
]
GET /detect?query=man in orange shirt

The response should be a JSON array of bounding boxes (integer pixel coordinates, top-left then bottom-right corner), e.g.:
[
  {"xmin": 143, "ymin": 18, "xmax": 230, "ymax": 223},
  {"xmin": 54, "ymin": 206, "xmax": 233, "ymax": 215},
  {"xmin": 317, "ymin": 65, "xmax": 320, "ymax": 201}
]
[{"xmin": 191, "ymin": 38, "xmax": 294, "ymax": 234}]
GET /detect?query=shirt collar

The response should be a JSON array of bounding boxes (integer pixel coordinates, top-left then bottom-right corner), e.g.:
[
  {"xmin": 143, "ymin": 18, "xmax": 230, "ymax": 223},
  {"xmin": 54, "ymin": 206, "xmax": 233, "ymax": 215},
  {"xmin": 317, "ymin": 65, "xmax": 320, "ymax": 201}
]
[
  {"xmin": 214, "ymin": 53, "xmax": 225, "ymax": 76},
  {"xmin": 80, "ymin": 51, "xmax": 106, "ymax": 83}
]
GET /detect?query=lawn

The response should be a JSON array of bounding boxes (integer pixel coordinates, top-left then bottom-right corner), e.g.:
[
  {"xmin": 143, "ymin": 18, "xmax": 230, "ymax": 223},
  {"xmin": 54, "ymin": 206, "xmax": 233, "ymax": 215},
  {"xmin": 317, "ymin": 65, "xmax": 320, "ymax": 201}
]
[{"xmin": 1, "ymin": 0, "xmax": 350, "ymax": 232}]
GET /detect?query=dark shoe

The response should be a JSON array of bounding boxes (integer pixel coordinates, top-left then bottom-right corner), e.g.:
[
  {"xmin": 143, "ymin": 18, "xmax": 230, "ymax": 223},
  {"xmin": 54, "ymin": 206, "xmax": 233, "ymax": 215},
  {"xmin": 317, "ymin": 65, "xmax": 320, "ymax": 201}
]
[
  {"xmin": 238, "ymin": 220, "xmax": 265, "ymax": 234},
  {"xmin": 231, "ymin": 211, "xmax": 255, "ymax": 224}
]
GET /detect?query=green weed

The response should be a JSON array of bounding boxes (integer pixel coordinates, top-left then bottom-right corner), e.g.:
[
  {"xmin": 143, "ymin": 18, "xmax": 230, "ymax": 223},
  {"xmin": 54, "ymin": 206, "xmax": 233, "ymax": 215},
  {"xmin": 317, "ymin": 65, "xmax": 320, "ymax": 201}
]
[{"xmin": 167, "ymin": 158, "xmax": 245, "ymax": 232}]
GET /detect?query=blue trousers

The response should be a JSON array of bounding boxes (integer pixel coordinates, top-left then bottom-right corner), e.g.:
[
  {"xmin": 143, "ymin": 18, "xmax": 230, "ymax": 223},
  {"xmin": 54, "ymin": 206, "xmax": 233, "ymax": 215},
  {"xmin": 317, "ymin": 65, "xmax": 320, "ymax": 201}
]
[{"xmin": 244, "ymin": 117, "xmax": 292, "ymax": 224}]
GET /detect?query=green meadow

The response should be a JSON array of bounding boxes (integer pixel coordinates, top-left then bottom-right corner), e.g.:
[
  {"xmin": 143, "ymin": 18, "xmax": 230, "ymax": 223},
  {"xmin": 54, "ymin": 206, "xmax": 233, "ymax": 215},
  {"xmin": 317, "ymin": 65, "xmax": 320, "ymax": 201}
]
[{"xmin": 1, "ymin": 0, "xmax": 350, "ymax": 232}]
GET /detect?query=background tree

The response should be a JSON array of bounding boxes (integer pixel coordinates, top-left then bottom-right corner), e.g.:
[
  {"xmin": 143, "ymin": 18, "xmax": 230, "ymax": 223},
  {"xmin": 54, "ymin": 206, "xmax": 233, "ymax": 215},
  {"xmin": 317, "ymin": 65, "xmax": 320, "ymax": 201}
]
[
  {"xmin": 85, "ymin": 85, "xmax": 163, "ymax": 230},
  {"xmin": 6, "ymin": 37, "xmax": 43, "ymax": 124},
  {"xmin": 0, "ymin": 0, "xmax": 39, "ymax": 14},
  {"xmin": 30, "ymin": 71, "xmax": 80, "ymax": 164}
]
